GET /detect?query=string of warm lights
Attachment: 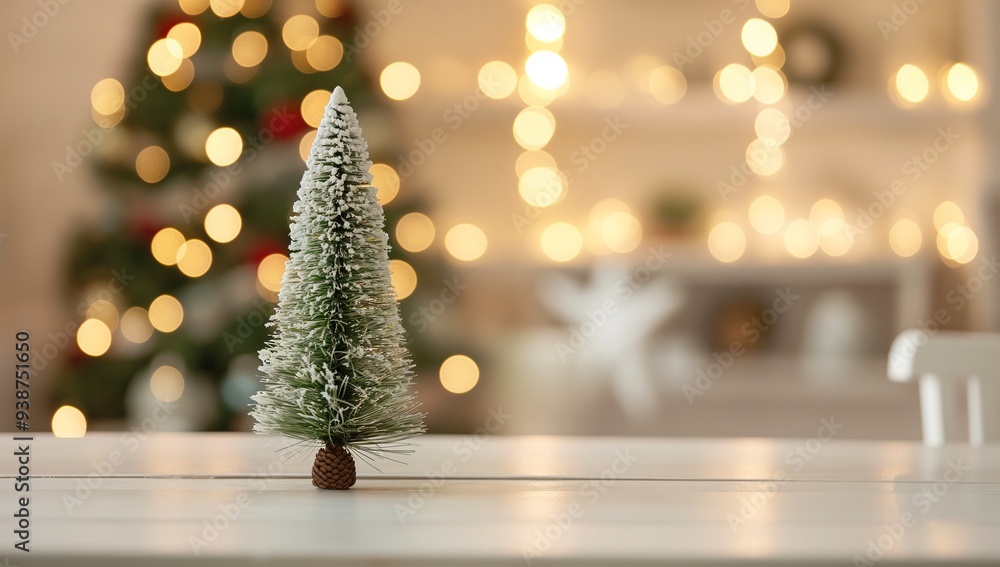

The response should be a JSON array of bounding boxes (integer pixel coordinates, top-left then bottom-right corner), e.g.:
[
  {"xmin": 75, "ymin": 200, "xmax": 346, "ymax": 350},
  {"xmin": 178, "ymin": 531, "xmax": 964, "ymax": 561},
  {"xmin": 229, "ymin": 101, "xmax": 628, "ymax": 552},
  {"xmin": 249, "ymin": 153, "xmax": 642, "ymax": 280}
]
[
  {"xmin": 892, "ymin": 62, "xmax": 980, "ymax": 107},
  {"xmin": 380, "ymin": 2, "xmax": 646, "ymax": 265},
  {"xmin": 706, "ymin": 2, "xmax": 845, "ymax": 263},
  {"xmin": 702, "ymin": 0, "xmax": 982, "ymax": 266}
]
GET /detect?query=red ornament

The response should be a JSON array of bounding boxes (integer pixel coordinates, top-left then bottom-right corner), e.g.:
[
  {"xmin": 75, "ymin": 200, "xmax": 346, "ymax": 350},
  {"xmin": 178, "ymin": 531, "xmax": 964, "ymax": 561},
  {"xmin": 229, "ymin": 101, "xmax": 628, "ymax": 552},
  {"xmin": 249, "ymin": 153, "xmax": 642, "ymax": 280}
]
[
  {"xmin": 246, "ymin": 241, "xmax": 288, "ymax": 265},
  {"xmin": 156, "ymin": 13, "xmax": 191, "ymax": 39},
  {"xmin": 260, "ymin": 100, "xmax": 308, "ymax": 141},
  {"xmin": 125, "ymin": 201, "xmax": 171, "ymax": 242},
  {"xmin": 132, "ymin": 217, "xmax": 165, "ymax": 243}
]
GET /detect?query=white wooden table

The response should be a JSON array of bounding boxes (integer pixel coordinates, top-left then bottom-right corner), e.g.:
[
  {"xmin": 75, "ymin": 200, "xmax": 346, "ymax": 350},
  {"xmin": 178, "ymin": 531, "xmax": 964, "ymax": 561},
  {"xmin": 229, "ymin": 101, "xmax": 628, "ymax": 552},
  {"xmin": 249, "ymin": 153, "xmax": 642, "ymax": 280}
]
[{"xmin": 3, "ymin": 433, "xmax": 1000, "ymax": 566}]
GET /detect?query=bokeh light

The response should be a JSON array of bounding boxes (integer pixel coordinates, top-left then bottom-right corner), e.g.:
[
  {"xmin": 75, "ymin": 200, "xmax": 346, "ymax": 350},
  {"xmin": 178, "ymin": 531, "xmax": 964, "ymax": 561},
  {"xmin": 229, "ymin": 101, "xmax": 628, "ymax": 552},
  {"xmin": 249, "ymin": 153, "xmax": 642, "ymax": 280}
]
[
  {"xmin": 515, "ymin": 150, "xmax": 557, "ymax": 177},
  {"xmin": 540, "ymin": 222, "xmax": 583, "ymax": 262},
  {"xmin": 301, "ymin": 89, "xmax": 331, "ymax": 128},
  {"xmin": 167, "ymin": 22, "xmax": 201, "ymax": 58},
  {"xmin": 135, "ymin": 146, "xmax": 170, "ymax": 183},
  {"xmin": 708, "ymin": 221, "xmax": 746, "ymax": 263},
  {"xmin": 147, "ymin": 38, "xmax": 184, "ymax": 77},
  {"xmin": 748, "ymin": 195, "xmax": 785, "ymax": 235},
  {"xmin": 258, "ymin": 253, "xmax": 289, "ymax": 293},
  {"xmin": 445, "ymin": 224, "xmax": 488, "ymax": 261},
  {"xmin": 77, "ymin": 318, "xmax": 112, "ymax": 357},
  {"xmin": 820, "ymin": 231, "xmax": 852, "ymax": 257},
  {"xmin": 316, "ymin": 0, "xmax": 348, "ymax": 18},
  {"xmin": 240, "ymin": 0, "xmax": 271, "ymax": 18},
  {"xmin": 176, "ymin": 239, "xmax": 213, "ymax": 278},
  {"xmin": 890, "ymin": 218, "xmax": 922, "ymax": 257},
  {"xmin": 91, "ymin": 78, "xmax": 124, "ymax": 116},
  {"xmin": 86, "ymin": 300, "xmax": 119, "ymax": 332},
  {"xmin": 525, "ymin": 51, "xmax": 568, "ymax": 90},
  {"xmin": 380, "ymin": 62, "xmax": 421, "ymax": 100},
  {"xmin": 933, "ymin": 201, "xmax": 965, "ymax": 231},
  {"xmin": 439, "ymin": 354, "xmax": 480, "ymax": 394},
  {"xmin": 939, "ymin": 224, "xmax": 978, "ymax": 264},
  {"xmin": 742, "ymin": 18, "xmax": 778, "ymax": 57},
  {"xmin": 518, "ymin": 166, "xmax": 564, "ymax": 207},
  {"xmin": 586, "ymin": 199, "xmax": 631, "ymax": 254},
  {"xmin": 149, "ymin": 295, "xmax": 184, "ymax": 333},
  {"xmin": 151, "ymin": 228, "xmax": 186, "ymax": 266},
  {"xmin": 52, "ymin": 406, "xmax": 87, "ymax": 438},
  {"xmin": 232, "ymin": 30, "xmax": 268, "ymax": 67},
  {"xmin": 299, "ymin": 130, "xmax": 317, "ymax": 162},
  {"xmin": 517, "ymin": 73, "xmax": 560, "ymax": 106},
  {"xmin": 513, "ymin": 106, "xmax": 556, "ymax": 150},
  {"xmin": 525, "ymin": 31, "xmax": 563, "ymax": 53},
  {"xmin": 151, "ymin": 365, "xmax": 185, "ymax": 403},
  {"xmin": 746, "ymin": 139, "xmax": 784, "ymax": 176},
  {"xmin": 162, "ymin": 58, "xmax": 195, "ymax": 92},
  {"xmin": 601, "ymin": 211, "xmax": 642, "ymax": 254},
  {"xmin": 282, "ymin": 14, "xmax": 319, "ymax": 50},
  {"xmin": 946, "ymin": 63, "xmax": 979, "ymax": 102},
  {"xmin": 92, "ymin": 107, "xmax": 124, "ymax": 129},
  {"xmin": 389, "ymin": 259, "xmax": 418, "ymax": 300},
  {"xmin": 647, "ymin": 66, "xmax": 687, "ymax": 105},
  {"xmin": 752, "ymin": 43, "xmax": 786, "ymax": 70},
  {"xmin": 205, "ymin": 127, "xmax": 243, "ymax": 167},
  {"xmin": 526, "ymin": 4, "xmax": 565, "ymax": 43},
  {"xmin": 716, "ymin": 64, "xmax": 755, "ymax": 103},
  {"xmin": 396, "ymin": 213, "xmax": 436, "ymax": 253},
  {"xmin": 894, "ymin": 64, "xmax": 929, "ymax": 105},
  {"xmin": 204, "ymin": 204, "xmax": 242, "ymax": 244},
  {"xmin": 784, "ymin": 219, "xmax": 819, "ymax": 258},
  {"xmin": 478, "ymin": 61, "xmax": 518, "ymax": 99},
  {"xmin": 210, "ymin": 0, "xmax": 244, "ymax": 17},
  {"xmin": 290, "ymin": 48, "xmax": 316, "ymax": 74},
  {"xmin": 751, "ymin": 65, "xmax": 786, "ymax": 103},
  {"xmin": 754, "ymin": 108, "xmax": 790, "ymax": 147},
  {"xmin": 809, "ymin": 199, "xmax": 844, "ymax": 236},
  {"xmin": 121, "ymin": 307, "xmax": 154, "ymax": 344},
  {"xmin": 370, "ymin": 163, "xmax": 401, "ymax": 204},
  {"xmin": 756, "ymin": 0, "xmax": 790, "ymax": 18},
  {"xmin": 306, "ymin": 35, "xmax": 343, "ymax": 71},
  {"xmin": 179, "ymin": 0, "xmax": 210, "ymax": 16}
]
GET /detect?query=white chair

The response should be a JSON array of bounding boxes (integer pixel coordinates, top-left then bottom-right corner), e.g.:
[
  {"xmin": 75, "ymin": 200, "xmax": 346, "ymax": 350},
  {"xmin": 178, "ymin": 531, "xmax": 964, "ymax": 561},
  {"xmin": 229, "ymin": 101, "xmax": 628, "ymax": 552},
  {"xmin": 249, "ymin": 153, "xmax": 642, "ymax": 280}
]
[{"xmin": 888, "ymin": 330, "xmax": 1000, "ymax": 445}]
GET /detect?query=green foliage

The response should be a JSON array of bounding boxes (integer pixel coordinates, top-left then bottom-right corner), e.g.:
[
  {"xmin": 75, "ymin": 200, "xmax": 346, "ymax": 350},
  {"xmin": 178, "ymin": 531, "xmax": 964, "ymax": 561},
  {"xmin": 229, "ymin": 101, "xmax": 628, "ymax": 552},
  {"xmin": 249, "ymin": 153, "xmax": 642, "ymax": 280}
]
[{"xmin": 252, "ymin": 89, "xmax": 424, "ymax": 457}]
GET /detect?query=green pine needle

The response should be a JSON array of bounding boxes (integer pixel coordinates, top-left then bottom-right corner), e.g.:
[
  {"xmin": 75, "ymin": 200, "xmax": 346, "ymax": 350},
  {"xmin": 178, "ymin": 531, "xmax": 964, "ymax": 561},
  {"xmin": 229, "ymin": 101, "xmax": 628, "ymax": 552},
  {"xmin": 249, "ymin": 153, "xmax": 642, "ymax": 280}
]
[{"xmin": 250, "ymin": 87, "xmax": 425, "ymax": 459}]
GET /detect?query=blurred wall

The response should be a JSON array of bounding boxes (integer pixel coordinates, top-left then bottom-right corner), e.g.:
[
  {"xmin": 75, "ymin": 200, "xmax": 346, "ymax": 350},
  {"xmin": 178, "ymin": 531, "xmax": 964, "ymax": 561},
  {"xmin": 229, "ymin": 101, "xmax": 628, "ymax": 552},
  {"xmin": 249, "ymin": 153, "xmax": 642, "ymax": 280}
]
[{"xmin": 0, "ymin": 0, "xmax": 164, "ymax": 425}]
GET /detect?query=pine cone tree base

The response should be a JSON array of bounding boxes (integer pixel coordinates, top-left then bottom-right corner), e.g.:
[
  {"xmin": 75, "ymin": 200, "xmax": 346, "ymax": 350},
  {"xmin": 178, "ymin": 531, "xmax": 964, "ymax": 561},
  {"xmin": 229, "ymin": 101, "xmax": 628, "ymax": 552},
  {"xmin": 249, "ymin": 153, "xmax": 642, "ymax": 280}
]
[{"xmin": 312, "ymin": 443, "xmax": 357, "ymax": 490}]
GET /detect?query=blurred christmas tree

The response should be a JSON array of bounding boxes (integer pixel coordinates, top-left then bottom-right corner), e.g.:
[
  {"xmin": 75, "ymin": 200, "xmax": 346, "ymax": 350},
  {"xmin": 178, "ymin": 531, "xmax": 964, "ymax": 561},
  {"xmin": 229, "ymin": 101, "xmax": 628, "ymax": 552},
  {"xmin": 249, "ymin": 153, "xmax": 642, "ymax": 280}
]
[{"xmin": 58, "ymin": 0, "xmax": 451, "ymax": 431}]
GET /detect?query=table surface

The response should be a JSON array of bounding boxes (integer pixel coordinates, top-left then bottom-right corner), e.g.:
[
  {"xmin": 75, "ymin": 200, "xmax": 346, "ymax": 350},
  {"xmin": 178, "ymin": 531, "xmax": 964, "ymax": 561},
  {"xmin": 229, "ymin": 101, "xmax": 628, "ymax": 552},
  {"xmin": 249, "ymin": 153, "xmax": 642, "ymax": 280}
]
[{"xmin": 3, "ymin": 432, "xmax": 1000, "ymax": 566}]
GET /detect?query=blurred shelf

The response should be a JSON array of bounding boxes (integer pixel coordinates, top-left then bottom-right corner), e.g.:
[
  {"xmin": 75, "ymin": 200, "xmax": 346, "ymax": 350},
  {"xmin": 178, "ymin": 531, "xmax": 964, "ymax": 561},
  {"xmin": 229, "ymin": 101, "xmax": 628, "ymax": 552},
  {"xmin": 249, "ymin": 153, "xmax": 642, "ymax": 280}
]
[
  {"xmin": 404, "ymin": 86, "xmax": 984, "ymax": 132},
  {"xmin": 630, "ymin": 240, "xmax": 935, "ymax": 285},
  {"xmin": 460, "ymin": 240, "xmax": 933, "ymax": 286},
  {"xmin": 668, "ymin": 353, "xmax": 902, "ymax": 401},
  {"xmin": 556, "ymin": 88, "xmax": 985, "ymax": 131}
]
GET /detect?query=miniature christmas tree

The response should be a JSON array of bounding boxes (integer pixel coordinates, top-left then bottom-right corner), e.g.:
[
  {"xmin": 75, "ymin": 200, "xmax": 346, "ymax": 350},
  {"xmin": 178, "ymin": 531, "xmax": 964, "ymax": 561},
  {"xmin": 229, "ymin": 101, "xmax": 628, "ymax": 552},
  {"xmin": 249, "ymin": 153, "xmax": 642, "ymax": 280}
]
[{"xmin": 251, "ymin": 87, "xmax": 424, "ymax": 490}]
